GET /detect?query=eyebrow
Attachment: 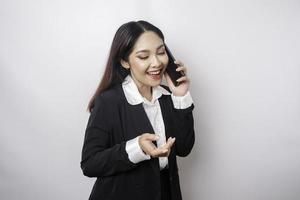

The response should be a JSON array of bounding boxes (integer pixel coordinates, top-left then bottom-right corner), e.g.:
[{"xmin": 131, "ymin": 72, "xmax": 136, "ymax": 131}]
[{"xmin": 135, "ymin": 44, "xmax": 165, "ymax": 54}]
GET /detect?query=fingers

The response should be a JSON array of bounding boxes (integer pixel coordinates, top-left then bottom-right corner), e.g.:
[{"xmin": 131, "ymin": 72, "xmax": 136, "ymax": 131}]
[
  {"xmin": 175, "ymin": 66, "xmax": 187, "ymax": 74},
  {"xmin": 139, "ymin": 134, "xmax": 176, "ymax": 158},
  {"xmin": 162, "ymin": 137, "xmax": 176, "ymax": 150},
  {"xmin": 141, "ymin": 140, "xmax": 168, "ymax": 157},
  {"xmin": 142, "ymin": 141, "xmax": 162, "ymax": 155},
  {"xmin": 152, "ymin": 137, "xmax": 176, "ymax": 157},
  {"xmin": 139, "ymin": 133, "xmax": 165, "ymax": 157},
  {"xmin": 175, "ymin": 61, "xmax": 187, "ymax": 77},
  {"xmin": 176, "ymin": 76, "xmax": 189, "ymax": 83},
  {"xmin": 157, "ymin": 137, "xmax": 176, "ymax": 157},
  {"xmin": 149, "ymin": 147, "xmax": 168, "ymax": 157}
]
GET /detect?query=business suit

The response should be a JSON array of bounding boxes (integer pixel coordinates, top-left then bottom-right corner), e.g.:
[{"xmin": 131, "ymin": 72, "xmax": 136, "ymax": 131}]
[{"xmin": 81, "ymin": 83, "xmax": 195, "ymax": 200}]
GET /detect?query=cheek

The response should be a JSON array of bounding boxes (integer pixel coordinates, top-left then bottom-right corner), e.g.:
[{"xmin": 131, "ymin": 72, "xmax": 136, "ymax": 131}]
[
  {"xmin": 161, "ymin": 56, "xmax": 169, "ymax": 67},
  {"xmin": 131, "ymin": 60, "xmax": 149, "ymax": 73}
]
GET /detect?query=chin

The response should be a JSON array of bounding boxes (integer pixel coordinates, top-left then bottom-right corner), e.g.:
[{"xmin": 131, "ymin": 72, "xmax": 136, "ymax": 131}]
[
  {"xmin": 146, "ymin": 74, "xmax": 163, "ymax": 84},
  {"xmin": 148, "ymin": 78, "xmax": 162, "ymax": 87}
]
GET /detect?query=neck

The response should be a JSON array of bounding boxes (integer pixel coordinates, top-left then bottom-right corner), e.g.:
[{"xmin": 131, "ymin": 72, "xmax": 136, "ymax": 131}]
[
  {"xmin": 131, "ymin": 75, "xmax": 152, "ymax": 101},
  {"xmin": 138, "ymin": 85, "xmax": 152, "ymax": 101}
]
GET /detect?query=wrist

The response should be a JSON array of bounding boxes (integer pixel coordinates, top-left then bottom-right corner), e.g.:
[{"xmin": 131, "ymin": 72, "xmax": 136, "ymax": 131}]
[{"xmin": 172, "ymin": 91, "xmax": 188, "ymax": 97}]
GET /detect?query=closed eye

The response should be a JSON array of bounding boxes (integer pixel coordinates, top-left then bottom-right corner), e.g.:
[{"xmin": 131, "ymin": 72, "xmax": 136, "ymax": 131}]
[
  {"xmin": 138, "ymin": 57, "xmax": 148, "ymax": 60},
  {"xmin": 138, "ymin": 51, "xmax": 166, "ymax": 60}
]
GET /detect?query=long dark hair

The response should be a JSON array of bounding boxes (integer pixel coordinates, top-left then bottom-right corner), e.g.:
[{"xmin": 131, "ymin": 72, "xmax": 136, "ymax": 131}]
[{"xmin": 87, "ymin": 20, "xmax": 165, "ymax": 112}]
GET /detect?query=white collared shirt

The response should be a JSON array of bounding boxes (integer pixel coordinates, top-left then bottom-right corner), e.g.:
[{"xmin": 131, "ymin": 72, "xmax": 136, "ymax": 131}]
[{"xmin": 123, "ymin": 75, "xmax": 193, "ymax": 170}]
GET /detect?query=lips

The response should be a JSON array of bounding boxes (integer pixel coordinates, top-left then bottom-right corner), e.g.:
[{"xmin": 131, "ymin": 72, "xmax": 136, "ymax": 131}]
[
  {"xmin": 146, "ymin": 69, "xmax": 162, "ymax": 80},
  {"xmin": 147, "ymin": 69, "xmax": 162, "ymax": 75}
]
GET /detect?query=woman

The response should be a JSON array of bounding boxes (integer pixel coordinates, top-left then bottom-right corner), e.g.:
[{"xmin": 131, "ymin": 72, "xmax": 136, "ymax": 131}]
[{"xmin": 81, "ymin": 20, "xmax": 195, "ymax": 200}]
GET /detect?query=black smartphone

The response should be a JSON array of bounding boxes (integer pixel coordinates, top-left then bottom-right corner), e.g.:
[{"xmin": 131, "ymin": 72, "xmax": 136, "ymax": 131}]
[{"xmin": 164, "ymin": 44, "xmax": 185, "ymax": 86}]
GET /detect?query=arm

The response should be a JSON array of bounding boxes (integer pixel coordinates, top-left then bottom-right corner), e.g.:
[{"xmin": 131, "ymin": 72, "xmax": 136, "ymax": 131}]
[
  {"xmin": 163, "ymin": 60, "xmax": 195, "ymax": 157},
  {"xmin": 80, "ymin": 95, "xmax": 137, "ymax": 178},
  {"xmin": 171, "ymin": 92, "xmax": 195, "ymax": 157}
]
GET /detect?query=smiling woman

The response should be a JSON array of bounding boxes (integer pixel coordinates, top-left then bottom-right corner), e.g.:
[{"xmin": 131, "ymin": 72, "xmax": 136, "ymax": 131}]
[
  {"xmin": 80, "ymin": 20, "xmax": 195, "ymax": 200},
  {"xmin": 120, "ymin": 31, "xmax": 169, "ymax": 101}
]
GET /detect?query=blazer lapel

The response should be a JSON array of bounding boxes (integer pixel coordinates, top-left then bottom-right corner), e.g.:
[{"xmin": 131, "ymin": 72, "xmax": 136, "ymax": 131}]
[
  {"xmin": 158, "ymin": 95, "xmax": 171, "ymax": 139},
  {"xmin": 126, "ymin": 103, "xmax": 160, "ymax": 175},
  {"xmin": 159, "ymin": 95, "xmax": 177, "ymax": 175}
]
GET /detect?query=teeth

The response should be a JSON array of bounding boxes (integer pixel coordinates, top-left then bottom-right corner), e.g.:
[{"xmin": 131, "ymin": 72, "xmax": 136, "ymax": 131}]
[{"xmin": 148, "ymin": 70, "xmax": 160, "ymax": 75}]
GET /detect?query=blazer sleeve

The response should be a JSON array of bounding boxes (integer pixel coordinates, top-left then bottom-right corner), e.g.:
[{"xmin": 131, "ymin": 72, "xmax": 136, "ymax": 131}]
[
  {"xmin": 172, "ymin": 103, "xmax": 195, "ymax": 157},
  {"xmin": 80, "ymin": 94, "xmax": 137, "ymax": 178},
  {"xmin": 160, "ymin": 84, "xmax": 195, "ymax": 157}
]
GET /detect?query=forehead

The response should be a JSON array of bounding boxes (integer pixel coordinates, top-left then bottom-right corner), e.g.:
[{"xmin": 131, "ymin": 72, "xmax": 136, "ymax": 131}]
[{"xmin": 133, "ymin": 31, "xmax": 164, "ymax": 51}]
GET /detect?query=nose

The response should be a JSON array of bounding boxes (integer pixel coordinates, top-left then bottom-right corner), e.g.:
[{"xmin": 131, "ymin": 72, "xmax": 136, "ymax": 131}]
[{"xmin": 150, "ymin": 55, "xmax": 162, "ymax": 68}]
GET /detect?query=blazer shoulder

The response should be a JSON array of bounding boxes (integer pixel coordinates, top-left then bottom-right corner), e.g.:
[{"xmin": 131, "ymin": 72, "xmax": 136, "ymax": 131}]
[{"xmin": 94, "ymin": 85, "xmax": 123, "ymax": 107}]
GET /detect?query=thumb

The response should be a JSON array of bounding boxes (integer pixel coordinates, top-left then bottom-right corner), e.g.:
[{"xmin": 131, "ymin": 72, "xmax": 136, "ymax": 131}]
[{"xmin": 144, "ymin": 134, "xmax": 160, "ymax": 142}]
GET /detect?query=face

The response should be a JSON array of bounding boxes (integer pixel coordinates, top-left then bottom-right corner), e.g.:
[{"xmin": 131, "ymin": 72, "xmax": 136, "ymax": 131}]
[{"xmin": 121, "ymin": 31, "xmax": 169, "ymax": 88}]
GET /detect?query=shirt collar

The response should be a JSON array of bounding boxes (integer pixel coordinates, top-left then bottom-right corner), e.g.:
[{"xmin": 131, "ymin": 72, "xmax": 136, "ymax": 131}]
[{"xmin": 122, "ymin": 75, "xmax": 171, "ymax": 105}]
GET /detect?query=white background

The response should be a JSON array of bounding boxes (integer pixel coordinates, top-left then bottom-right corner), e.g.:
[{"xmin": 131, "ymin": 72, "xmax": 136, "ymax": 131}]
[{"xmin": 1, "ymin": 0, "xmax": 300, "ymax": 199}]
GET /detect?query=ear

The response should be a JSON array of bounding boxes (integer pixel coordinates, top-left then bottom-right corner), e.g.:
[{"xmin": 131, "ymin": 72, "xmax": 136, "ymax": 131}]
[{"xmin": 120, "ymin": 59, "xmax": 130, "ymax": 70}]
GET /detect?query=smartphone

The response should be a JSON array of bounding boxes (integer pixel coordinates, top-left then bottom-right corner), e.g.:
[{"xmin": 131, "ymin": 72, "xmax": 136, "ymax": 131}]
[{"xmin": 164, "ymin": 44, "xmax": 185, "ymax": 86}]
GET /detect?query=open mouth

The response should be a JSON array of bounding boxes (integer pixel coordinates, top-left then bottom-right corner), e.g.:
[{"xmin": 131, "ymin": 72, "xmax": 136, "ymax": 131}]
[{"xmin": 147, "ymin": 69, "xmax": 162, "ymax": 80}]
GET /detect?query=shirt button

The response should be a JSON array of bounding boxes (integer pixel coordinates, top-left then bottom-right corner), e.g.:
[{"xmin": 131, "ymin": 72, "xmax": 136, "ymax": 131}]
[{"xmin": 169, "ymin": 176, "xmax": 173, "ymax": 181}]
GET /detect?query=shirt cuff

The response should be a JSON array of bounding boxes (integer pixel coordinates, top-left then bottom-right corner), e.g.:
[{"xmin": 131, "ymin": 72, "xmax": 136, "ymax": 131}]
[
  {"xmin": 125, "ymin": 136, "xmax": 151, "ymax": 163},
  {"xmin": 171, "ymin": 91, "xmax": 194, "ymax": 109}
]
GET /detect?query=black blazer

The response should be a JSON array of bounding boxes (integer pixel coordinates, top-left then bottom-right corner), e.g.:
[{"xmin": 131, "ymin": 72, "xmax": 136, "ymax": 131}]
[{"xmin": 81, "ymin": 84, "xmax": 195, "ymax": 200}]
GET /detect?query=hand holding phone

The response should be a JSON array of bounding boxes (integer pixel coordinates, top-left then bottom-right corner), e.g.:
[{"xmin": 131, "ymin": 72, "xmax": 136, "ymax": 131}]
[{"xmin": 164, "ymin": 44, "xmax": 185, "ymax": 87}]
